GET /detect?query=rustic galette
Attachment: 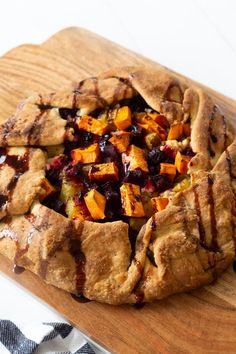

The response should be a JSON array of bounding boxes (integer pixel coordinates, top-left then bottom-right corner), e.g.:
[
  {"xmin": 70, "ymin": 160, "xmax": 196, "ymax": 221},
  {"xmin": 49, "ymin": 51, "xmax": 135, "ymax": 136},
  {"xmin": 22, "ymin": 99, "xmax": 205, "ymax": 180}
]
[{"xmin": 0, "ymin": 66, "xmax": 235, "ymax": 304}]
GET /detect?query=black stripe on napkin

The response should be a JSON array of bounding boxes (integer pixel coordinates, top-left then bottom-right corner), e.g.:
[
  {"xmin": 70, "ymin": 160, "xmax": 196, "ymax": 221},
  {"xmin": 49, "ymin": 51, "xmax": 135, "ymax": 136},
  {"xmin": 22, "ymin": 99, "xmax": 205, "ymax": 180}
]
[
  {"xmin": 0, "ymin": 320, "xmax": 38, "ymax": 354},
  {"xmin": 75, "ymin": 343, "xmax": 96, "ymax": 354},
  {"xmin": 42, "ymin": 322, "xmax": 73, "ymax": 341}
]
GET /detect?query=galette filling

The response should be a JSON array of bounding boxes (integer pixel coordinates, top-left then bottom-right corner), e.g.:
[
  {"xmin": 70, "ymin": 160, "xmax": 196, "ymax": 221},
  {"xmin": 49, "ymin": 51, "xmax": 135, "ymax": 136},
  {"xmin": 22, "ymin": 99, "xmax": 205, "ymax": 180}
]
[{"xmin": 42, "ymin": 96, "xmax": 195, "ymax": 240}]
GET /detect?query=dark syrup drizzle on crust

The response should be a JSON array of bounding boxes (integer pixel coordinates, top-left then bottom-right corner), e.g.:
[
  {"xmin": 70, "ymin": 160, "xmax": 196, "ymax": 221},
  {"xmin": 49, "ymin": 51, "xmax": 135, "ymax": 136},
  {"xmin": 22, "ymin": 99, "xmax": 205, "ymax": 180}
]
[
  {"xmin": 1, "ymin": 116, "xmax": 18, "ymax": 146},
  {"xmin": 207, "ymin": 175, "xmax": 219, "ymax": 251},
  {"xmin": 25, "ymin": 95, "xmax": 53, "ymax": 145},
  {"xmin": 208, "ymin": 105, "xmax": 217, "ymax": 158},
  {"xmin": 225, "ymin": 149, "xmax": 236, "ymax": 251},
  {"xmin": 0, "ymin": 149, "xmax": 30, "ymax": 208},
  {"xmin": 221, "ymin": 113, "xmax": 228, "ymax": 150},
  {"xmin": 193, "ymin": 185, "xmax": 206, "ymax": 245}
]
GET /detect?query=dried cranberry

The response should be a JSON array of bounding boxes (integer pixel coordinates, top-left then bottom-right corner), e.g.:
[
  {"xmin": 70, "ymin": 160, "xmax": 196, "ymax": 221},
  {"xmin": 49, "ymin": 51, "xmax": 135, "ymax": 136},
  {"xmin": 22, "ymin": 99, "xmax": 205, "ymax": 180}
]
[
  {"xmin": 129, "ymin": 125, "xmax": 143, "ymax": 146},
  {"xmin": 100, "ymin": 141, "xmax": 120, "ymax": 163},
  {"xmin": 102, "ymin": 182, "xmax": 122, "ymax": 215},
  {"xmin": 65, "ymin": 163, "xmax": 83, "ymax": 182},
  {"xmin": 142, "ymin": 178, "xmax": 156, "ymax": 193},
  {"xmin": 147, "ymin": 148, "xmax": 164, "ymax": 167},
  {"xmin": 46, "ymin": 155, "xmax": 68, "ymax": 184},
  {"xmin": 65, "ymin": 163, "xmax": 98, "ymax": 189},
  {"xmin": 49, "ymin": 155, "xmax": 68, "ymax": 170},
  {"xmin": 102, "ymin": 182, "xmax": 119, "ymax": 202},
  {"xmin": 162, "ymin": 145, "xmax": 176, "ymax": 160},
  {"xmin": 123, "ymin": 169, "xmax": 144, "ymax": 186},
  {"xmin": 152, "ymin": 174, "xmax": 172, "ymax": 194},
  {"xmin": 76, "ymin": 131, "xmax": 94, "ymax": 147}
]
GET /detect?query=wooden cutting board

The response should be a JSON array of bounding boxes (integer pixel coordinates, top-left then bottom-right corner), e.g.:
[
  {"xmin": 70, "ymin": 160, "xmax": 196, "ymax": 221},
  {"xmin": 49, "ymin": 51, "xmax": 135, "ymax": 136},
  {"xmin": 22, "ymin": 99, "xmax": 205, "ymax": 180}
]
[{"xmin": 0, "ymin": 27, "xmax": 236, "ymax": 354}]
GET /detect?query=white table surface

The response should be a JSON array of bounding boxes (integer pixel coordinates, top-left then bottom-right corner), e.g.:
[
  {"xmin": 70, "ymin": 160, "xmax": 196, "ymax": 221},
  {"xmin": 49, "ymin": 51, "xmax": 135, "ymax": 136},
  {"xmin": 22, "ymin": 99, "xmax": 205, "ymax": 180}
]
[{"xmin": 0, "ymin": 0, "xmax": 236, "ymax": 353}]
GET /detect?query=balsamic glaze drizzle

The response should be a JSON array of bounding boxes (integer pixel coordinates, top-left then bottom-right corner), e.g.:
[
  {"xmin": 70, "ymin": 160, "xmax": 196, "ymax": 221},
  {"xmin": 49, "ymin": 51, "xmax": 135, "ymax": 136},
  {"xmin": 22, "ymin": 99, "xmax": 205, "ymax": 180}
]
[
  {"xmin": 221, "ymin": 114, "xmax": 227, "ymax": 150},
  {"xmin": 208, "ymin": 105, "xmax": 217, "ymax": 158},
  {"xmin": 225, "ymin": 149, "xmax": 236, "ymax": 251},
  {"xmin": 193, "ymin": 184, "xmax": 206, "ymax": 244},
  {"xmin": 0, "ymin": 149, "xmax": 30, "ymax": 207},
  {"xmin": 207, "ymin": 175, "xmax": 219, "ymax": 251}
]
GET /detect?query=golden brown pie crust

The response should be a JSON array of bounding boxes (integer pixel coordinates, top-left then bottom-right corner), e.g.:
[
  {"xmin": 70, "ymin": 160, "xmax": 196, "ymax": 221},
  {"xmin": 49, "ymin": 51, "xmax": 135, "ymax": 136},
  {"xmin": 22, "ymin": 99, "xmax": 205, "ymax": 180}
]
[{"xmin": 0, "ymin": 66, "xmax": 235, "ymax": 305}]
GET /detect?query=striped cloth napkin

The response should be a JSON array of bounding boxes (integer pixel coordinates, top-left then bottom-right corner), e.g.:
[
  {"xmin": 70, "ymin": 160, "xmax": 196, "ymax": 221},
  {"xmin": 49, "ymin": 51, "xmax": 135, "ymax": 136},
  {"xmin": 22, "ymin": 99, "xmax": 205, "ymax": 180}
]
[{"xmin": 0, "ymin": 320, "xmax": 95, "ymax": 354}]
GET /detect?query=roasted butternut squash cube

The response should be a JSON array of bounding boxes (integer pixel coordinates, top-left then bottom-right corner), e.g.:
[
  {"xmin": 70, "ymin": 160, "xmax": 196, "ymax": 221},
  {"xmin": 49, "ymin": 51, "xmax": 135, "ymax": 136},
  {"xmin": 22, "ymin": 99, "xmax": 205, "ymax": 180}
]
[
  {"xmin": 151, "ymin": 197, "xmax": 169, "ymax": 213},
  {"xmin": 149, "ymin": 113, "xmax": 169, "ymax": 128},
  {"xmin": 120, "ymin": 183, "xmax": 145, "ymax": 217},
  {"xmin": 114, "ymin": 106, "xmax": 132, "ymax": 130},
  {"xmin": 175, "ymin": 151, "xmax": 191, "ymax": 174},
  {"xmin": 98, "ymin": 107, "xmax": 118, "ymax": 131},
  {"xmin": 109, "ymin": 131, "xmax": 130, "ymax": 153},
  {"xmin": 125, "ymin": 145, "xmax": 148, "ymax": 173},
  {"xmin": 160, "ymin": 163, "xmax": 176, "ymax": 181},
  {"xmin": 167, "ymin": 122, "xmax": 184, "ymax": 140},
  {"xmin": 183, "ymin": 123, "xmax": 191, "ymax": 137},
  {"xmin": 88, "ymin": 162, "xmax": 119, "ymax": 182},
  {"xmin": 136, "ymin": 113, "xmax": 167, "ymax": 140},
  {"xmin": 84, "ymin": 189, "xmax": 106, "ymax": 220},
  {"xmin": 77, "ymin": 115, "xmax": 108, "ymax": 136},
  {"xmin": 40, "ymin": 178, "xmax": 55, "ymax": 200},
  {"xmin": 66, "ymin": 198, "xmax": 92, "ymax": 221},
  {"xmin": 71, "ymin": 143, "xmax": 100, "ymax": 164}
]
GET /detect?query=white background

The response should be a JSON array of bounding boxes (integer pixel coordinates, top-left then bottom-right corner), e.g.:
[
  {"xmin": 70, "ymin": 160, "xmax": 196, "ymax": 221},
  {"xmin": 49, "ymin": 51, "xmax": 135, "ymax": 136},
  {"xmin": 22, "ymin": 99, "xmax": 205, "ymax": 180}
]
[{"xmin": 0, "ymin": 0, "xmax": 236, "ymax": 353}]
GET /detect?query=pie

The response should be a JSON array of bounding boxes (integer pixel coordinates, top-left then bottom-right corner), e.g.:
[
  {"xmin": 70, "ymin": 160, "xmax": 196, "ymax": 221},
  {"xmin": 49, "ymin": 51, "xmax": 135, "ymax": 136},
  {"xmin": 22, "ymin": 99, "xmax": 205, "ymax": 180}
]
[{"xmin": 0, "ymin": 66, "xmax": 235, "ymax": 305}]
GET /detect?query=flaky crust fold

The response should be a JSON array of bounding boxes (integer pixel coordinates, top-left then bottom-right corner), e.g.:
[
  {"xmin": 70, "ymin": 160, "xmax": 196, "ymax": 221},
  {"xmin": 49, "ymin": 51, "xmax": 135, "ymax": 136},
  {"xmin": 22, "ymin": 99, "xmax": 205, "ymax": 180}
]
[{"xmin": 0, "ymin": 66, "xmax": 235, "ymax": 304}]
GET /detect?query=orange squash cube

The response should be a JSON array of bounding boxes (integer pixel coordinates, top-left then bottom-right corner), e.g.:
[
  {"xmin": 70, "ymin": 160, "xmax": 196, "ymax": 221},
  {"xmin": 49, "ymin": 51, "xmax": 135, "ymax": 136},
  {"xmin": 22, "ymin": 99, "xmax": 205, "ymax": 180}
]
[
  {"xmin": 160, "ymin": 163, "xmax": 176, "ymax": 181},
  {"xmin": 84, "ymin": 189, "xmax": 106, "ymax": 220},
  {"xmin": 77, "ymin": 115, "xmax": 108, "ymax": 136},
  {"xmin": 175, "ymin": 151, "xmax": 191, "ymax": 174},
  {"xmin": 125, "ymin": 145, "xmax": 148, "ymax": 173},
  {"xmin": 167, "ymin": 122, "xmax": 184, "ymax": 140},
  {"xmin": 109, "ymin": 131, "xmax": 130, "ymax": 153},
  {"xmin": 114, "ymin": 106, "xmax": 132, "ymax": 130},
  {"xmin": 71, "ymin": 143, "xmax": 100, "ymax": 164},
  {"xmin": 149, "ymin": 113, "xmax": 169, "ymax": 128},
  {"xmin": 88, "ymin": 162, "xmax": 119, "ymax": 182},
  {"xmin": 151, "ymin": 197, "xmax": 169, "ymax": 213},
  {"xmin": 120, "ymin": 183, "xmax": 145, "ymax": 217},
  {"xmin": 136, "ymin": 113, "xmax": 167, "ymax": 140}
]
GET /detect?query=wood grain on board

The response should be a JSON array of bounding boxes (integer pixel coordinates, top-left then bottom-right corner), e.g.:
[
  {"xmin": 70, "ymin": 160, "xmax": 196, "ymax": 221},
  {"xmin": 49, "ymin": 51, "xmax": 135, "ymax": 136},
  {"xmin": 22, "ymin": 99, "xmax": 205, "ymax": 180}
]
[{"xmin": 0, "ymin": 27, "xmax": 236, "ymax": 354}]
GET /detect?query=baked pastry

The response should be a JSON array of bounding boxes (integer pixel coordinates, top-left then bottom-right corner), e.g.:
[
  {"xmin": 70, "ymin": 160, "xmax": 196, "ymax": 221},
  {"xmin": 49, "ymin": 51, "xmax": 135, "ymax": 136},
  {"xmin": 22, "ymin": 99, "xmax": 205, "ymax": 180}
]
[{"xmin": 0, "ymin": 66, "xmax": 235, "ymax": 305}]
